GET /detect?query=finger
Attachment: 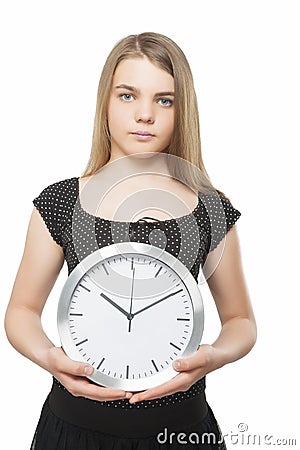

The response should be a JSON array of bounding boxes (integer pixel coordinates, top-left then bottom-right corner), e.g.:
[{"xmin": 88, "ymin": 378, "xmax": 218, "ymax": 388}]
[
  {"xmin": 59, "ymin": 373, "xmax": 133, "ymax": 402},
  {"xmin": 78, "ymin": 379, "xmax": 133, "ymax": 401},
  {"xmin": 129, "ymin": 373, "xmax": 187, "ymax": 403}
]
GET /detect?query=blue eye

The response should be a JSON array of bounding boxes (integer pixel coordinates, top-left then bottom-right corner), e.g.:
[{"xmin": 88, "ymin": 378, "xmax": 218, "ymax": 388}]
[
  {"xmin": 158, "ymin": 98, "xmax": 173, "ymax": 107},
  {"xmin": 120, "ymin": 93, "xmax": 134, "ymax": 101}
]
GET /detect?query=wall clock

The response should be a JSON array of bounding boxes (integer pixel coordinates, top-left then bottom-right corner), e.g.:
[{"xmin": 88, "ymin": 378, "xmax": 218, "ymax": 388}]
[{"xmin": 57, "ymin": 242, "xmax": 204, "ymax": 391}]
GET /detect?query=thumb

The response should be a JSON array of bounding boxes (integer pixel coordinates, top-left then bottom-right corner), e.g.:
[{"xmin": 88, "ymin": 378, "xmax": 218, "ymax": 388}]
[
  {"xmin": 172, "ymin": 345, "xmax": 210, "ymax": 372},
  {"xmin": 51, "ymin": 347, "xmax": 94, "ymax": 377},
  {"xmin": 64, "ymin": 356, "xmax": 94, "ymax": 377},
  {"xmin": 172, "ymin": 359, "xmax": 183, "ymax": 371},
  {"xmin": 172, "ymin": 356, "xmax": 197, "ymax": 372},
  {"xmin": 64, "ymin": 357, "xmax": 94, "ymax": 377}
]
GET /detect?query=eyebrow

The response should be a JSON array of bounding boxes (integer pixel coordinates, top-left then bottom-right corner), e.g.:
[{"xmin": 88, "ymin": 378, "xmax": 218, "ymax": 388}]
[{"xmin": 115, "ymin": 84, "xmax": 175, "ymax": 97}]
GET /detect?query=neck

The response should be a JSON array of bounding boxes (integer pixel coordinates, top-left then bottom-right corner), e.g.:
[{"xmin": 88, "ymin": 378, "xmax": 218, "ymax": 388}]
[{"xmin": 107, "ymin": 152, "xmax": 173, "ymax": 181}]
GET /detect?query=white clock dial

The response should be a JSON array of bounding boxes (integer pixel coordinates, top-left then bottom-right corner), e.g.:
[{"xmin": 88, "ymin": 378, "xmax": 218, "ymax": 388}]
[{"xmin": 58, "ymin": 243, "xmax": 204, "ymax": 391}]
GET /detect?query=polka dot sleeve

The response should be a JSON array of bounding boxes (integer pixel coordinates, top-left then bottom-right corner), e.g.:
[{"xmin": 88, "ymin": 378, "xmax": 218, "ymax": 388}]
[
  {"xmin": 33, "ymin": 185, "xmax": 63, "ymax": 246},
  {"xmin": 33, "ymin": 178, "xmax": 76, "ymax": 247},
  {"xmin": 205, "ymin": 194, "xmax": 241, "ymax": 253}
]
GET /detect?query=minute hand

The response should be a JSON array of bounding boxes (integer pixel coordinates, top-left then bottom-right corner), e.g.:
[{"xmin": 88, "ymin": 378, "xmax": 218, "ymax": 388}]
[{"xmin": 133, "ymin": 289, "xmax": 183, "ymax": 317}]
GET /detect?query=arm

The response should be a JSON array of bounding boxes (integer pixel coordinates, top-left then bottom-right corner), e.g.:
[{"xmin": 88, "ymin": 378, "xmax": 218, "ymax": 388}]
[
  {"xmin": 203, "ymin": 223, "xmax": 257, "ymax": 367},
  {"xmin": 4, "ymin": 208, "xmax": 132, "ymax": 401},
  {"xmin": 129, "ymin": 224, "xmax": 256, "ymax": 403}
]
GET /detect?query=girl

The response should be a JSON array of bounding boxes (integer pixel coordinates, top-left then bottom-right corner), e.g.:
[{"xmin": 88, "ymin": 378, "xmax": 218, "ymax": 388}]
[{"xmin": 5, "ymin": 32, "xmax": 256, "ymax": 449}]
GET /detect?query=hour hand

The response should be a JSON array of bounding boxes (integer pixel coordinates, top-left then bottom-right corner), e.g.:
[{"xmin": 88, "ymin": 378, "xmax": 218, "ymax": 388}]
[{"xmin": 100, "ymin": 293, "xmax": 130, "ymax": 318}]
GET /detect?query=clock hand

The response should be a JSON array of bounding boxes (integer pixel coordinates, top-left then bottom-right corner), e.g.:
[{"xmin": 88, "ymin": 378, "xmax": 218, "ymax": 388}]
[
  {"xmin": 128, "ymin": 267, "xmax": 135, "ymax": 333},
  {"xmin": 133, "ymin": 289, "xmax": 183, "ymax": 317},
  {"xmin": 100, "ymin": 293, "xmax": 130, "ymax": 319}
]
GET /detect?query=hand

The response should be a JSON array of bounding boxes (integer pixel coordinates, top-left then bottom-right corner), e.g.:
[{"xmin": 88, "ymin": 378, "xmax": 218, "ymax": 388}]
[
  {"xmin": 128, "ymin": 268, "xmax": 135, "ymax": 332},
  {"xmin": 46, "ymin": 346, "xmax": 133, "ymax": 402},
  {"xmin": 100, "ymin": 293, "xmax": 130, "ymax": 319},
  {"xmin": 133, "ymin": 288, "xmax": 183, "ymax": 317},
  {"xmin": 128, "ymin": 344, "xmax": 224, "ymax": 404}
]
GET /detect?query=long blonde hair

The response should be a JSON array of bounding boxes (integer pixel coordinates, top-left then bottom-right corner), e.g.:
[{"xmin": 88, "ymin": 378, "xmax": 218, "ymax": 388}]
[{"xmin": 83, "ymin": 32, "xmax": 225, "ymax": 198}]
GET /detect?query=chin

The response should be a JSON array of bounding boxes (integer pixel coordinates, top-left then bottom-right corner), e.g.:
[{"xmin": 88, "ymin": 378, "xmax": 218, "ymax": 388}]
[
  {"xmin": 129, "ymin": 147, "xmax": 167, "ymax": 158},
  {"xmin": 131, "ymin": 151, "xmax": 159, "ymax": 159}
]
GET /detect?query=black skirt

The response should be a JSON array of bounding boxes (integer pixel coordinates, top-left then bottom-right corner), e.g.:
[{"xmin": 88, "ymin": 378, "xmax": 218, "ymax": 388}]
[{"xmin": 31, "ymin": 380, "xmax": 227, "ymax": 449}]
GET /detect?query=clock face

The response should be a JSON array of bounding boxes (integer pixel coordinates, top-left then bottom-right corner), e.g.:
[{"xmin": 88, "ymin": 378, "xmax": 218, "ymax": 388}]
[{"xmin": 58, "ymin": 242, "xmax": 204, "ymax": 391}]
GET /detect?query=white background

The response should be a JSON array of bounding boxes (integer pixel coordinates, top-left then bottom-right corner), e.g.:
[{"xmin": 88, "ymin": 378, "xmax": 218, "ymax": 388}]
[{"xmin": 1, "ymin": 1, "xmax": 299, "ymax": 448}]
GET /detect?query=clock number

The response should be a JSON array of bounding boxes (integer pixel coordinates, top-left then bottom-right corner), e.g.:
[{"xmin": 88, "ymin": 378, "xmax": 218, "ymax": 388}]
[
  {"xmin": 79, "ymin": 283, "xmax": 91, "ymax": 292},
  {"xmin": 75, "ymin": 338, "xmax": 88, "ymax": 347},
  {"xmin": 154, "ymin": 266, "xmax": 162, "ymax": 277},
  {"xmin": 101, "ymin": 263, "xmax": 109, "ymax": 275},
  {"xmin": 96, "ymin": 357, "xmax": 105, "ymax": 370},
  {"xmin": 170, "ymin": 342, "xmax": 181, "ymax": 351},
  {"xmin": 151, "ymin": 359, "xmax": 159, "ymax": 372}
]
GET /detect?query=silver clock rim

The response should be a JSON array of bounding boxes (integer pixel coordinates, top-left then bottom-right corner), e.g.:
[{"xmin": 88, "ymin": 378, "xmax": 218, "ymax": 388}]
[{"xmin": 57, "ymin": 242, "xmax": 204, "ymax": 391}]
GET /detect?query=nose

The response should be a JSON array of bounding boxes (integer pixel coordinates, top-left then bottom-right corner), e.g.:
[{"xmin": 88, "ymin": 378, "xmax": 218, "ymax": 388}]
[{"xmin": 134, "ymin": 100, "xmax": 155, "ymax": 124}]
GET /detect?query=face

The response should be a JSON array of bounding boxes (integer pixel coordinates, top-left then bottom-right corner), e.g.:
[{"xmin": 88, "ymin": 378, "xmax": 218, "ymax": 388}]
[{"xmin": 107, "ymin": 56, "xmax": 175, "ymax": 161}]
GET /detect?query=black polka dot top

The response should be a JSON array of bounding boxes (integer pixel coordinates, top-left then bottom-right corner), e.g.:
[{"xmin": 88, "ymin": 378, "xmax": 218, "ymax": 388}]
[{"xmin": 33, "ymin": 177, "xmax": 241, "ymax": 410}]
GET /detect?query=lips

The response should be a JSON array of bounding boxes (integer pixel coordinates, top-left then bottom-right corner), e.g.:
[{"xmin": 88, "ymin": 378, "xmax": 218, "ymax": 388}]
[{"xmin": 131, "ymin": 131, "xmax": 154, "ymax": 136}]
